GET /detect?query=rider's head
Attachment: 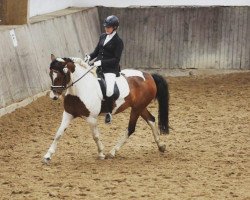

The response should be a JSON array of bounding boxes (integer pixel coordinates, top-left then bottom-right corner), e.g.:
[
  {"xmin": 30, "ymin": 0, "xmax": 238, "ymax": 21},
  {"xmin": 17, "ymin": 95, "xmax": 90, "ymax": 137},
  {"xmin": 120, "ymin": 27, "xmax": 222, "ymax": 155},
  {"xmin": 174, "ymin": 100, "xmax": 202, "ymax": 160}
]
[{"xmin": 103, "ymin": 15, "xmax": 119, "ymax": 34}]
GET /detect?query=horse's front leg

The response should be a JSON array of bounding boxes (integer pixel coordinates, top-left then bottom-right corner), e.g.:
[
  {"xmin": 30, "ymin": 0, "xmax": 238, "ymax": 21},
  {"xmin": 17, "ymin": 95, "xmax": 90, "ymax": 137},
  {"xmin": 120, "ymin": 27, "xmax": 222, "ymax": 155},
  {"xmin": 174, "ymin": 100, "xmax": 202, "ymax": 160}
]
[
  {"xmin": 43, "ymin": 111, "xmax": 73, "ymax": 164},
  {"xmin": 87, "ymin": 116, "xmax": 105, "ymax": 159}
]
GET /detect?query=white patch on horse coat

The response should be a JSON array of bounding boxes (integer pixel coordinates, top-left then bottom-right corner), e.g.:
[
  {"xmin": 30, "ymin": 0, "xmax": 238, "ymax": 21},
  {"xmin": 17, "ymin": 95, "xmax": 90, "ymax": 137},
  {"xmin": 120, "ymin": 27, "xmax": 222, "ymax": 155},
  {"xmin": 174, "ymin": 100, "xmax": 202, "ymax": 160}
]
[
  {"xmin": 49, "ymin": 91, "xmax": 54, "ymax": 99},
  {"xmin": 56, "ymin": 58, "xmax": 65, "ymax": 62},
  {"xmin": 121, "ymin": 69, "xmax": 145, "ymax": 80},
  {"xmin": 49, "ymin": 91, "xmax": 59, "ymax": 99},
  {"xmin": 70, "ymin": 63, "xmax": 103, "ymax": 116},
  {"xmin": 63, "ymin": 68, "xmax": 68, "ymax": 73},
  {"xmin": 52, "ymin": 71, "xmax": 57, "ymax": 80}
]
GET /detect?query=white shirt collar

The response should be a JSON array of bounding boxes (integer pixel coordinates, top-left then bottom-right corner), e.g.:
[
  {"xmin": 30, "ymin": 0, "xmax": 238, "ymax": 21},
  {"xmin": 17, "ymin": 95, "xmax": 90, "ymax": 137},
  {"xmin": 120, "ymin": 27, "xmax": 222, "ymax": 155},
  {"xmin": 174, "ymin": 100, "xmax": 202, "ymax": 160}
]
[
  {"xmin": 107, "ymin": 31, "xmax": 116, "ymax": 38},
  {"xmin": 104, "ymin": 31, "xmax": 116, "ymax": 45}
]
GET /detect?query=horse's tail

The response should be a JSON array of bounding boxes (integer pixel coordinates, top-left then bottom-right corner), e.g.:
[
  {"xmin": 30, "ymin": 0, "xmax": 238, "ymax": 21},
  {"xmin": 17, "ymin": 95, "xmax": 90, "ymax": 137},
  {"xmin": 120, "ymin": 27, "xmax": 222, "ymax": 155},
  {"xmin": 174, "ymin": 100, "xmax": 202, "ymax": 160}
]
[{"xmin": 151, "ymin": 73, "xmax": 169, "ymax": 134}]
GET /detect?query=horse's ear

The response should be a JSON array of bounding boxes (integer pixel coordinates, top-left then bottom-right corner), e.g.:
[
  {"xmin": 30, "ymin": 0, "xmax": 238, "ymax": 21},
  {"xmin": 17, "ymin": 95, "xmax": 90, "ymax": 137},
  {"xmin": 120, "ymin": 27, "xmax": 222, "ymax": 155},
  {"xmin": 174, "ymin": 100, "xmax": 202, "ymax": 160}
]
[
  {"xmin": 66, "ymin": 62, "xmax": 75, "ymax": 73},
  {"xmin": 51, "ymin": 54, "xmax": 56, "ymax": 61}
]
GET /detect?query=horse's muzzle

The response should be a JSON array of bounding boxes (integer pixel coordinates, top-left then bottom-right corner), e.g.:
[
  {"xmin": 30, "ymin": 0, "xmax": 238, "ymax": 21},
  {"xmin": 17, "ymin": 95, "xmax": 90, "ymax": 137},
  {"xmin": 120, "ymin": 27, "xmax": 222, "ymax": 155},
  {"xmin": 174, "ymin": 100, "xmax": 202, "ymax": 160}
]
[
  {"xmin": 50, "ymin": 85, "xmax": 66, "ymax": 100},
  {"xmin": 49, "ymin": 90, "xmax": 59, "ymax": 99}
]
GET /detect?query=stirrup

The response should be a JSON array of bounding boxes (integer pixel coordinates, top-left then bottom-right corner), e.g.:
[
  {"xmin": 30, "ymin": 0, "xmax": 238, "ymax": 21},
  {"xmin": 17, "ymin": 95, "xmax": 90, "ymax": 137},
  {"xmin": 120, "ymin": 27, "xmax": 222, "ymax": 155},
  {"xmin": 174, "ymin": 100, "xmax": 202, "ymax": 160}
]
[{"xmin": 105, "ymin": 113, "xmax": 112, "ymax": 124}]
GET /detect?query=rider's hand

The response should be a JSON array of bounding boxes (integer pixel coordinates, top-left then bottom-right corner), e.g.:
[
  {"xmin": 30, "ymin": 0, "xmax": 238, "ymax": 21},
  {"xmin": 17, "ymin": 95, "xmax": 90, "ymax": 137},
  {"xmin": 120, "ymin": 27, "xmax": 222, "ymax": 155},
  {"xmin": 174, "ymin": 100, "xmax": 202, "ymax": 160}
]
[
  {"xmin": 94, "ymin": 60, "xmax": 101, "ymax": 67},
  {"xmin": 84, "ymin": 54, "xmax": 91, "ymax": 63}
]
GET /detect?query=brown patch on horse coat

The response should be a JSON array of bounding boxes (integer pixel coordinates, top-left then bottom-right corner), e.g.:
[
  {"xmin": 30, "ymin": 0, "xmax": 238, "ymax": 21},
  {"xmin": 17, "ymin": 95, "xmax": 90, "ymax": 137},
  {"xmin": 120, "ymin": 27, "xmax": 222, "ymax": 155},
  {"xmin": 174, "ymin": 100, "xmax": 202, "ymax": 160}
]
[
  {"xmin": 66, "ymin": 62, "xmax": 75, "ymax": 73},
  {"xmin": 64, "ymin": 95, "xmax": 90, "ymax": 118},
  {"xmin": 115, "ymin": 73, "xmax": 157, "ymax": 114}
]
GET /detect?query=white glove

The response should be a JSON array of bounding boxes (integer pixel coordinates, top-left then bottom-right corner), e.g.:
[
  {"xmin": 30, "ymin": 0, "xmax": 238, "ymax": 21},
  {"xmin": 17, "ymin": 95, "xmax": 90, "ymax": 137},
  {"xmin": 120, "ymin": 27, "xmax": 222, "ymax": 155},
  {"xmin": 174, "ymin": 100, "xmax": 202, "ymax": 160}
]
[
  {"xmin": 94, "ymin": 60, "xmax": 101, "ymax": 67},
  {"xmin": 84, "ymin": 54, "xmax": 91, "ymax": 63}
]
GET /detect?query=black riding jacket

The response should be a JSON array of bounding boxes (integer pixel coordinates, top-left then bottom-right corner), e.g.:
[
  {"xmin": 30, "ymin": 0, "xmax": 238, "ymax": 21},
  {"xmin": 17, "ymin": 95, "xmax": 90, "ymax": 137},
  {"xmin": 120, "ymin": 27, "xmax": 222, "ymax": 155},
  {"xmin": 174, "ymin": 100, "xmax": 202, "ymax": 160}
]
[{"xmin": 89, "ymin": 33, "xmax": 124, "ymax": 74}]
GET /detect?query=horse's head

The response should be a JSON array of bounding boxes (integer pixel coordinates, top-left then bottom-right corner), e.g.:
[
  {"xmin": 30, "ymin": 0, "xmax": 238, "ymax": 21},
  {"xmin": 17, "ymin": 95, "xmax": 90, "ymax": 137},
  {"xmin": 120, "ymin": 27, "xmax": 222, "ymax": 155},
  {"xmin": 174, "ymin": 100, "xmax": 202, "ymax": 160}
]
[{"xmin": 49, "ymin": 54, "xmax": 75, "ymax": 100}]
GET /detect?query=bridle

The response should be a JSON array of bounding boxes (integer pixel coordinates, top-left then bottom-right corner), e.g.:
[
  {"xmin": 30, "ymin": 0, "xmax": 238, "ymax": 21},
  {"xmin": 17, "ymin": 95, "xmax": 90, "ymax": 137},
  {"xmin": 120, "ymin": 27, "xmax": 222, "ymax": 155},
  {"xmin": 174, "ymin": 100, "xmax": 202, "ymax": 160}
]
[
  {"xmin": 50, "ymin": 69, "xmax": 67, "ymax": 92},
  {"xmin": 50, "ymin": 63, "xmax": 95, "ymax": 92}
]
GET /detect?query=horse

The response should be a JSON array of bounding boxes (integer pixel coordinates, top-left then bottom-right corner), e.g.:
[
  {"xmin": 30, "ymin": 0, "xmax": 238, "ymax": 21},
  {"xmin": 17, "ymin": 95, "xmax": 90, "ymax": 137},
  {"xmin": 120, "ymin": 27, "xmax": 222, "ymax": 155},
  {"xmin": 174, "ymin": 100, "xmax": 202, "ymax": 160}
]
[{"xmin": 43, "ymin": 54, "xmax": 169, "ymax": 163}]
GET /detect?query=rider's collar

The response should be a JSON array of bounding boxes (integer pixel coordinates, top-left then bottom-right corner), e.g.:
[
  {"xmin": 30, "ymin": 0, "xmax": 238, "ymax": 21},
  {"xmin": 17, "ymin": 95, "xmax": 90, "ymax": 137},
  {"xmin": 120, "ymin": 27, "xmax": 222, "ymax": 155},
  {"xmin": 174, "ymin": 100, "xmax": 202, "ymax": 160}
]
[{"xmin": 107, "ymin": 31, "xmax": 116, "ymax": 38}]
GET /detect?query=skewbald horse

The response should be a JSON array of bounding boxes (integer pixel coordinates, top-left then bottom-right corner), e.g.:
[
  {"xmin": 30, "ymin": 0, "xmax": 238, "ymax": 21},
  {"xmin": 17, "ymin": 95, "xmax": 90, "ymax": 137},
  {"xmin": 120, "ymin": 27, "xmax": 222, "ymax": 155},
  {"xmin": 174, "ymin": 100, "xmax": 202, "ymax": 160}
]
[{"xmin": 43, "ymin": 54, "xmax": 169, "ymax": 163}]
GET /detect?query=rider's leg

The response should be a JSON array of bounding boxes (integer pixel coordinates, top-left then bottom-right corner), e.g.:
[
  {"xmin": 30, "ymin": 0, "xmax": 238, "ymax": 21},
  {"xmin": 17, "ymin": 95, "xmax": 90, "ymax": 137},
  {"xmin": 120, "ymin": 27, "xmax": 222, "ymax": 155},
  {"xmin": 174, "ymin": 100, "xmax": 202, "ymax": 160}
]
[
  {"xmin": 104, "ymin": 73, "xmax": 116, "ymax": 97},
  {"xmin": 104, "ymin": 73, "xmax": 116, "ymax": 123}
]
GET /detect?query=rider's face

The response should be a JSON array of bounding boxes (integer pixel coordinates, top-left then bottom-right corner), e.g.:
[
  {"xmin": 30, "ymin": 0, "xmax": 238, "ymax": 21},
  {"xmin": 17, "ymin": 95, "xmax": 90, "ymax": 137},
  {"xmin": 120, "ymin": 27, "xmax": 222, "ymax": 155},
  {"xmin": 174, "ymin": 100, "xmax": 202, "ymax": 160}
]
[{"xmin": 105, "ymin": 26, "xmax": 114, "ymax": 34}]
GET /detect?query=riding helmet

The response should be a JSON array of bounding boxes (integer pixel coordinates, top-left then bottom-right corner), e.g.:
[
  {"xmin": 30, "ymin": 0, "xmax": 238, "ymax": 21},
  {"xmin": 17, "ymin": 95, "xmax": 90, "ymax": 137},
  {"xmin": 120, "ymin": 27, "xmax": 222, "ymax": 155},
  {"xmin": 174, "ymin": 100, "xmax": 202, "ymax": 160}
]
[{"xmin": 103, "ymin": 15, "xmax": 119, "ymax": 29}]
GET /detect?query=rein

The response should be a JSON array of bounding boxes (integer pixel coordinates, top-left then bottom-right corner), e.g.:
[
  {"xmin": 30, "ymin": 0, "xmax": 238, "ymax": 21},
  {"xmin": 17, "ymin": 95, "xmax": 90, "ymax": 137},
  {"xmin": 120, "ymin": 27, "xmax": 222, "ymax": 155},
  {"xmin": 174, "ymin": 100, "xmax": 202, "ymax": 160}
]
[{"xmin": 65, "ymin": 64, "xmax": 95, "ymax": 90}]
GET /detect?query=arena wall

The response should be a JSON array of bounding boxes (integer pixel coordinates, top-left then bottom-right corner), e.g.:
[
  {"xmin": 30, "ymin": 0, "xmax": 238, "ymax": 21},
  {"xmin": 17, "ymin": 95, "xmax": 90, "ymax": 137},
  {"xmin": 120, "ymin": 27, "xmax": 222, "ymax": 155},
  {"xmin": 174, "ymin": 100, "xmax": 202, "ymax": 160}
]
[
  {"xmin": 99, "ymin": 6, "xmax": 250, "ymax": 70},
  {"xmin": 29, "ymin": 0, "xmax": 250, "ymax": 17},
  {"xmin": 0, "ymin": 6, "xmax": 249, "ymax": 115},
  {"xmin": 0, "ymin": 7, "xmax": 100, "ymax": 114}
]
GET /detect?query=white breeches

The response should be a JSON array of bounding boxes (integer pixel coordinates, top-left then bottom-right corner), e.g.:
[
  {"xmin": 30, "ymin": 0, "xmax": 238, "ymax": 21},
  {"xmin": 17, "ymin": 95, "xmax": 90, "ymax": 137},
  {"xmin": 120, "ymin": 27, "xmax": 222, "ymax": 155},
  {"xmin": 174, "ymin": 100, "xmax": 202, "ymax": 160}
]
[{"xmin": 104, "ymin": 73, "xmax": 116, "ymax": 97}]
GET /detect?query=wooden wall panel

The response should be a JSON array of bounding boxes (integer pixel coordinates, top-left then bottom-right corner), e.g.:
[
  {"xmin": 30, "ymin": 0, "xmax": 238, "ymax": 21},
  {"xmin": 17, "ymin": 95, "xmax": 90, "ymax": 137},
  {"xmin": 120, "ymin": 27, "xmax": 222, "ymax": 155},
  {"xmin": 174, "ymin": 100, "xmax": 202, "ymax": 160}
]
[
  {"xmin": 98, "ymin": 6, "xmax": 250, "ymax": 70},
  {"xmin": 0, "ymin": 8, "xmax": 100, "ymax": 109},
  {"xmin": 0, "ymin": 6, "xmax": 249, "ymax": 111}
]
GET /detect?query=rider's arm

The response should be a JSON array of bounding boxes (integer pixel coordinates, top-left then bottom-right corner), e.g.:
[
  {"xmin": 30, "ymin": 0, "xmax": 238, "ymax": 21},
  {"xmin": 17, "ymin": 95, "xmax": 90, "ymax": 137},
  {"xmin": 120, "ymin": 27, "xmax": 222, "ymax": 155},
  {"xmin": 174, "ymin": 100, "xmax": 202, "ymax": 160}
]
[
  {"xmin": 89, "ymin": 43, "xmax": 99, "ymax": 61},
  {"xmin": 89, "ymin": 33, "xmax": 106, "ymax": 61}
]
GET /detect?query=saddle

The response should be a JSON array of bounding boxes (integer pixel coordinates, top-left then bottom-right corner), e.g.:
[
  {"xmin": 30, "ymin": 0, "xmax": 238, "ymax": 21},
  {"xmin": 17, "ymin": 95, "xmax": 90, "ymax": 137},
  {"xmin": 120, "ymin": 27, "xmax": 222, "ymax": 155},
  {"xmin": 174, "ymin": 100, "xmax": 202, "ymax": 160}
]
[
  {"xmin": 95, "ymin": 68, "xmax": 145, "ymax": 114},
  {"xmin": 98, "ymin": 78, "xmax": 120, "ymax": 101}
]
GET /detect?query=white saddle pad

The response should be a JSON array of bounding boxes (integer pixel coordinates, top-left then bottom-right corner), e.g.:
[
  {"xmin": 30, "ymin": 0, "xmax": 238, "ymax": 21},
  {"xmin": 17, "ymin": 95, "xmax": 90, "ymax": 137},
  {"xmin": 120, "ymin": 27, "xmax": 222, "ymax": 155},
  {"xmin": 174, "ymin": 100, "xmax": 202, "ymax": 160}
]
[
  {"xmin": 116, "ymin": 75, "xmax": 129, "ymax": 99},
  {"xmin": 117, "ymin": 69, "xmax": 146, "ymax": 99},
  {"xmin": 97, "ymin": 69, "xmax": 146, "ymax": 101}
]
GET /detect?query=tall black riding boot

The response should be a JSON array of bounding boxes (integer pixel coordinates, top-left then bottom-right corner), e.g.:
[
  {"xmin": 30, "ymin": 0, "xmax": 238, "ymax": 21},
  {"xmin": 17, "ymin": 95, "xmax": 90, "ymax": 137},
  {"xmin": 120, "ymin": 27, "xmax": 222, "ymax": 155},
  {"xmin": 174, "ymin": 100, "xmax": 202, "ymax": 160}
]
[{"xmin": 105, "ymin": 96, "xmax": 113, "ymax": 124}]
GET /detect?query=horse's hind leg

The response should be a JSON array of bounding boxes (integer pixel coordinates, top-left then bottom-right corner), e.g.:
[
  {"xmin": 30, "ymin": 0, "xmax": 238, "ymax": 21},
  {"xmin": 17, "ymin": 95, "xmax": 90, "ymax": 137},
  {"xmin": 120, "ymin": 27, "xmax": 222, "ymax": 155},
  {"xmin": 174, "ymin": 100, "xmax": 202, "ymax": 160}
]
[
  {"xmin": 108, "ymin": 109, "xmax": 140, "ymax": 158},
  {"xmin": 87, "ymin": 116, "xmax": 105, "ymax": 159},
  {"xmin": 43, "ymin": 111, "xmax": 73, "ymax": 163},
  {"xmin": 141, "ymin": 109, "xmax": 166, "ymax": 152}
]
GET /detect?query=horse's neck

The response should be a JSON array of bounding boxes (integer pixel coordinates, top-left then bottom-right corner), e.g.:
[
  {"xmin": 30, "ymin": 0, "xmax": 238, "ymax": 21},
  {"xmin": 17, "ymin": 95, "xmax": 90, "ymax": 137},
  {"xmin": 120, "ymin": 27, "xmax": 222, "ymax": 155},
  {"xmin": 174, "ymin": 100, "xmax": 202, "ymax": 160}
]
[{"xmin": 68, "ymin": 65, "xmax": 98, "ymax": 96}]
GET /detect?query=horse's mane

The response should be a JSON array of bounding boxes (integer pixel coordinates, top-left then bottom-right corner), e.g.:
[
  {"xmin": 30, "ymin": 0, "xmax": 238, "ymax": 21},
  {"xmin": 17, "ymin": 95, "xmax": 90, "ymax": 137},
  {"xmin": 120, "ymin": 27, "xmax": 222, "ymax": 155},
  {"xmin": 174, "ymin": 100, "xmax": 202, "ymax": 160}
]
[
  {"xmin": 60, "ymin": 57, "xmax": 84, "ymax": 68},
  {"xmin": 65, "ymin": 57, "xmax": 97, "ymax": 77}
]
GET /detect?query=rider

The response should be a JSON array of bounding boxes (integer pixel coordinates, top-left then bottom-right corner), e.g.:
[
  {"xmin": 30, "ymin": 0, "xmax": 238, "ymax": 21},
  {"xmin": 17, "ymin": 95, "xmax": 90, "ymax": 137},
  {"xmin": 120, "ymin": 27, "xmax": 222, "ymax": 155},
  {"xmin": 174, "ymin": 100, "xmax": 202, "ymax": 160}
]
[{"xmin": 84, "ymin": 15, "xmax": 124, "ymax": 124}]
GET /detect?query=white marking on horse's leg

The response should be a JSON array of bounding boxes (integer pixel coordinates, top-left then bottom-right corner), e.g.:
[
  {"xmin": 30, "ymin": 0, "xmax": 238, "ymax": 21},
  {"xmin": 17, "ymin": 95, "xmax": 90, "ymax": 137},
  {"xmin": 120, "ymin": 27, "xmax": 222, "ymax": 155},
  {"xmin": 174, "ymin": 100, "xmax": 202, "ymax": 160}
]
[
  {"xmin": 109, "ymin": 110, "xmax": 138, "ymax": 158},
  {"xmin": 87, "ymin": 116, "xmax": 105, "ymax": 159},
  {"xmin": 44, "ymin": 111, "xmax": 73, "ymax": 162},
  {"xmin": 148, "ymin": 121, "xmax": 166, "ymax": 152},
  {"xmin": 109, "ymin": 131, "xmax": 129, "ymax": 157}
]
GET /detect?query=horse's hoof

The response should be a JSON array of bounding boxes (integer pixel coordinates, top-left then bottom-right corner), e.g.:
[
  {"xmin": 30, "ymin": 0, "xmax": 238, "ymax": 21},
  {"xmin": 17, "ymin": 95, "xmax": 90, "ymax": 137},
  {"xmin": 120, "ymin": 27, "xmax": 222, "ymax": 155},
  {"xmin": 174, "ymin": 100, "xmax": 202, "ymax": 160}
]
[
  {"xmin": 158, "ymin": 144, "xmax": 166, "ymax": 152},
  {"xmin": 106, "ymin": 153, "xmax": 115, "ymax": 159},
  {"xmin": 42, "ymin": 157, "xmax": 51, "ymax": 165},
  {"xmin": 98, "ymin": 154, "xmax": 106, "ymax": 160}
]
